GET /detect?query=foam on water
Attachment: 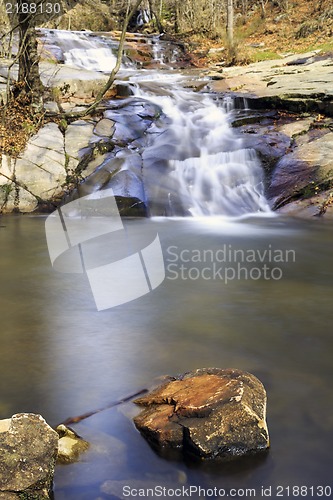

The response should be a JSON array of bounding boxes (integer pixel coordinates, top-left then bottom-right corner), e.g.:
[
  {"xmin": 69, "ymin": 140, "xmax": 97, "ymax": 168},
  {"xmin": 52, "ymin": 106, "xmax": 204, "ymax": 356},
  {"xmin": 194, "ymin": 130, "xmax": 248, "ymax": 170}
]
[{"xmin": 132, "ymin": 82, "xmax": 271, "ymax": 216}]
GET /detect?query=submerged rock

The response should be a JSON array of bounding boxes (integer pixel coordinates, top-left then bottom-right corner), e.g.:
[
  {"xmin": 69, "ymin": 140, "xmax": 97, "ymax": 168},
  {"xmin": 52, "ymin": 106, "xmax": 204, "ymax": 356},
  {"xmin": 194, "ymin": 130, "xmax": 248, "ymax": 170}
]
[
  {"xmin": 56, "ymin": 424, "xmax": 89, "ymax": 464},
  {"xmin": 54, "ymin": 424, "xmax": 127, "ymax": 490},
  {"xmin": 0, "ymin": 413, "xmax": 58, "ymax": 498},
  {"xmin": 134, "ymin": 368, "xmax": 269, "ymax": 461}
]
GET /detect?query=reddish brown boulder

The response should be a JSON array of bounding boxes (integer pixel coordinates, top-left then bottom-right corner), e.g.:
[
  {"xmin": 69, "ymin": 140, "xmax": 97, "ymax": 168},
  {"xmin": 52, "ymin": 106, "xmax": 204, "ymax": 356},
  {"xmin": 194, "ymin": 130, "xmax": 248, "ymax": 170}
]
[{"xmin": 134, "ymin": 368, "xmax": 269, "ymax": 460}]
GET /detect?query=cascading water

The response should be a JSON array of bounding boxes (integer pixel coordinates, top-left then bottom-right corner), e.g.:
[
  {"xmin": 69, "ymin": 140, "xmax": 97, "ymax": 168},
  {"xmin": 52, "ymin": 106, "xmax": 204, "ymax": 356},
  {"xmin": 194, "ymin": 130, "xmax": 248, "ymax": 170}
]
[
  {"xmin": 40, "ymin": 29, "xmax": 271, "ymax": 217},
  {"xmin": 38, "ymin": 29, "xmax": 121, "ymax": 71},
  {"xmin": 131, "ymin": 81, "xmax": 270, "ymax": 216},
  {"xmin": 136, "ymin": 8, "xmax": 151, "ymax": 27}
]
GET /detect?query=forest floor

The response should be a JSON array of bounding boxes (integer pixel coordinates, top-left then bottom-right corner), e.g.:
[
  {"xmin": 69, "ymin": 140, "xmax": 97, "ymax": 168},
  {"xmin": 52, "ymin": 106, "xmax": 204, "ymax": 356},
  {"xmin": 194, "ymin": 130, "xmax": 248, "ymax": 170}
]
[{"xmin": 184, "ymin": 0, "xmax": 333, "ymax": 67}]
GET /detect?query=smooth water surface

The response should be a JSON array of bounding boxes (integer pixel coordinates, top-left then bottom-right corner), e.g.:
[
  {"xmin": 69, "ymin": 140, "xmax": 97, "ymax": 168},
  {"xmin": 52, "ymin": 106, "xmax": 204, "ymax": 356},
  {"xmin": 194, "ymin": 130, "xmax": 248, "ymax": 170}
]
[{"xmin": 0, "ymin": 215, "xmax": 332, "ymax": 498}]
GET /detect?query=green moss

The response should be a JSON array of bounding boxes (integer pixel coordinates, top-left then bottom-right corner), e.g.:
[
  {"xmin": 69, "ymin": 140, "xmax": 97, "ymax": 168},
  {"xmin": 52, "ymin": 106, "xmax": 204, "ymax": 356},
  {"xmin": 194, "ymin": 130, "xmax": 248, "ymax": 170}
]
[
  {"xmin": 250, "ymin": 50, "xmax": 283, "ymax": 62},
  {"xmin": 304, "ymin": 40, "xmax": 333, "ymax": 54}
]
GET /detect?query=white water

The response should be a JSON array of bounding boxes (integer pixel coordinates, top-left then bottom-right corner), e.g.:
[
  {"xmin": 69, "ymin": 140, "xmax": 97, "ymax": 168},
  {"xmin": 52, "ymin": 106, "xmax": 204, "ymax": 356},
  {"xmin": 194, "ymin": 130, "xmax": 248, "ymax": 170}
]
[
  {"xmin": 132, "ymin": 81, "xmax": 270, "ymax": 216},
  {"xmin": 39, "ymin": 29, "xmax": 119, "ymax": 71},
  {"xmin": 40, "ymin": 29, "xmax": 271, "ymax": 217}
]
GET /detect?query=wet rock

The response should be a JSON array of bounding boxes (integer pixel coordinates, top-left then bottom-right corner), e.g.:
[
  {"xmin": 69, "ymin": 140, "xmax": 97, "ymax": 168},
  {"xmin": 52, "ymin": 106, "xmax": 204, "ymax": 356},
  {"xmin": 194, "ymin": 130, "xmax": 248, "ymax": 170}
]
[
  {"xmin": 77, "ymin": 157, "xmax": 124, "ymax": 196},
  {"xmin": 268, "ymin": 132, "xmax": 333, "ymax": 208},
  {"xmin": 0, "ymin": 413, "xmax": 58, "ymax": 498},
  {"xmin": 56, "ymin": 425, "xmax": 89, "ymax": 464},
  {"xmin": 80, "ymin": 152, "xmax": 109, "ymax": 178},
  {"xmin": 106, "ymin": 170, "xmax": 147, "ymax": 216},
  {"xmin": 94, "ymin": 118, "xmax": 115, "ymax": 137},
  {"xmin": 277, "ymin": 190, "xmax": 333, "ymax": 218},
  {"xmin": 241, "ymin": 126, "xmax": 292, "ymax": 180},
  {"xmin": 54, "ymin": 424, "xmax": 126, "ymax": 489},
  {"xmin": 134, "ymin": 368, "xmax": 269, "ymax": 460},
  {"xmin": 115, "ymin": 83, "xmax": 134, "ymax": 97},
  {"xmin": 115, "ymin": 196, "xmax": 148, "ymax": 217}
]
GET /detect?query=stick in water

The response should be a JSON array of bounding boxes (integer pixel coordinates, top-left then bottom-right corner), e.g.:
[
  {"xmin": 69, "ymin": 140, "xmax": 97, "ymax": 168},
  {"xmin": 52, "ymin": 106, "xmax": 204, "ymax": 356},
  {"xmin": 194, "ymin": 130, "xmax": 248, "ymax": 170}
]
[{"xmin": 59, "ymin": 388, "xmax": 148, "ymax": 426}]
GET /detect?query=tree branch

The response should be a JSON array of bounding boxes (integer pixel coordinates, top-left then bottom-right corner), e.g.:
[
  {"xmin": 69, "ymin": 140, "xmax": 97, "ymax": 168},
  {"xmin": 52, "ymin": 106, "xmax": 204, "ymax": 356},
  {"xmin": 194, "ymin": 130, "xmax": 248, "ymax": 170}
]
[{"xmin": 60, "ymin": 0, "xmax": 144, "ymax": 120}]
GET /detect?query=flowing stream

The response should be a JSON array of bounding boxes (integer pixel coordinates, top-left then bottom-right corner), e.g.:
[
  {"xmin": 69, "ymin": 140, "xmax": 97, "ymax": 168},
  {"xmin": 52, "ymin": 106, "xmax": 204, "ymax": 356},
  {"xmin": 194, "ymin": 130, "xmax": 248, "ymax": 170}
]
[
  {"xmin": 40, "ymin": 29, "xmax": 270, "ymax": 217},
  {"xmin": 1, "ymin": 31, "xmax": 332, "ymax": 499}
]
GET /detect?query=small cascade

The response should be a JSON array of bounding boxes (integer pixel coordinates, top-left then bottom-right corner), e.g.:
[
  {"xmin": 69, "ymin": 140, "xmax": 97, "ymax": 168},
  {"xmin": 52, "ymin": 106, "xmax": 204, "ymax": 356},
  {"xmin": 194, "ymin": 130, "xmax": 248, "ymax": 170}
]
[
  {"xmin": 170, "ymin": 150, "xmax": 268, "ymax": 216},
  {"xmin": 131, "ymin": 81, "xmax": 270, "ymax": 216},
  {"xmin": 151, "ymin": 37, "xmax": 165, "ymax": 65},
  {"xmin": 150, "ymin": 36, "xmax": 182, "ymax": 66},
  {"xmin": 40, "ymin": 29, "xmax": 271, "ymax": 218},
  {"xmin": 136, "ymin": 8, "xmax": 151, "ymax": 27},
  {"xmin": 39, "ymin": 29, "xmax": 120, "ymax": 71}
]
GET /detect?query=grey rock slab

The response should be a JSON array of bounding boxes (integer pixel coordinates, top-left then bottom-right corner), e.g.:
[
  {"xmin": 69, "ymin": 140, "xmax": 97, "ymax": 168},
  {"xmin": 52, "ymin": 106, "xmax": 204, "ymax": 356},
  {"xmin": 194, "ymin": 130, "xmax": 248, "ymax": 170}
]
[
  {"xmin": 277, "ymin": 117, "xmax": 315, "ymax": 138},
  {"xmin": 82, "ymin": 153, "xmax": 108, "ymax": 178},
  {"xmin": 210, "ymin": 52, "xmax": 333, "ymax": 113},
  {"xmin": 0, "ymin": 155, "xmax": 15, "ymax": 180},
  {"xmin": 0, "ymin": 183, "xmax": 38, "ymax": 213},
  {"xmin": 14, "ymin": 123, "xmax": 66, "ymax": 200},
  {"xmin": 78, "ymin": 157, "xmax": 124, "ymax": 196},
  {"xmin": 39, "ymin": 62, "xmax": 109, "ymax": 96},
  {"xmin": 268, "ymin": 132, "xmax": 333, "ymax": 205},
  {"xmin": 65, "ymin": 120, "xmax": 95, "ymax": 171},
  {"xmin": 0, "ymin": 413, "xmax": 58, "ymax": 497},
  {"xmin": 93, "ymin": 118, "xmax": 115, "ymax": 137},
  {"xmin": 0, "ymin": 157, "xmax": 39, "ymax": 213},
  {"xmin": 105, "ymin": 169, "xmax": 145, "ymax": 202},
  {"xmin": 43, "ymin": 101, "xmax": 60, "ymax": 113}
]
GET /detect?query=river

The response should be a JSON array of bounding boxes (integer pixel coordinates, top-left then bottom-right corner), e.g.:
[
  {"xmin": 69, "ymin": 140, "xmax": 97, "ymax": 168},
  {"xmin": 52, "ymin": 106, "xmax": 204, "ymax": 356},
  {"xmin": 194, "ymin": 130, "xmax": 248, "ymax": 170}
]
[
  {"xmin": 1, "ymin": 30, "xmax": 333, "ymax": 499},
  {"xmin": 1, "ymin": 214, "xmax": 332, "ymax": 498}
]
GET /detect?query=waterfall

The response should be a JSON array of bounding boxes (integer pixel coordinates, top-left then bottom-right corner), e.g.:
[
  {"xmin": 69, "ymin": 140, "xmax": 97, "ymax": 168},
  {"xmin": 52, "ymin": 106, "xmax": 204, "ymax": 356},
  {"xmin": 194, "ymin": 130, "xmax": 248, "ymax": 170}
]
[
  {"xmin": 39, "ymin": 29, "xmax": 120, "ymax": 71},
  {"xmin": 131, "ymin": 82, "xmax": 270, "ymax": 216},
  {"xmin": 40, "ymin": 29, "xmax": 270, "ymax": 217},
  {"xmin": 136, "ymin": 8, "xmax": 151, "ymax": 26}
]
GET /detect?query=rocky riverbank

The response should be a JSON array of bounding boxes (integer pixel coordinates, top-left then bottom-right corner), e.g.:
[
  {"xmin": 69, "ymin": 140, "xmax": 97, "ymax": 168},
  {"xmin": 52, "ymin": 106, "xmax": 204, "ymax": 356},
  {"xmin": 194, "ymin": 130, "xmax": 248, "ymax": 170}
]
[
  {"xmin": 208, "ymin": 51, "xmax": 333, "ymax": 217},
  {"xmin": 1, "ymin": 38, "xmax": 333, "ymax": 218}
]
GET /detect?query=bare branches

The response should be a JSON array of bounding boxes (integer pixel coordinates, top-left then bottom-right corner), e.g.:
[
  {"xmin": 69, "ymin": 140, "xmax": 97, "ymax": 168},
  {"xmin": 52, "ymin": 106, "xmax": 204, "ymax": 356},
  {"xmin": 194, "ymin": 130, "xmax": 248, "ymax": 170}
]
[{"xmin": 62, "ymin": 0, "xmax": 144, "ymax": 119}]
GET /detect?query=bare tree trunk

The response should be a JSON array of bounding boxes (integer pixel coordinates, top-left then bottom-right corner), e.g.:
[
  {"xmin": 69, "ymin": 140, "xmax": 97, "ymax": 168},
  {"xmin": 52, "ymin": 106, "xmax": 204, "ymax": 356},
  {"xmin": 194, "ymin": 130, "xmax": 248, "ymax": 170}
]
[
  {"xmin": 148, "ymin": 0, "xmax": 164, "ymax": 33},
  {"xmin": 17, "ymin": 1, "xmax": 43, "ymax": 111},
  {"xmin": 259, "ymin": 0, "xmax": 266, "ymax": 19},
  {"xmin": 226, "ymin": 0, "xmax": 234, "ymax": 46},
  {"xmin": 174, "ymin": 2, "xmax": 179, "ymax": 33}
]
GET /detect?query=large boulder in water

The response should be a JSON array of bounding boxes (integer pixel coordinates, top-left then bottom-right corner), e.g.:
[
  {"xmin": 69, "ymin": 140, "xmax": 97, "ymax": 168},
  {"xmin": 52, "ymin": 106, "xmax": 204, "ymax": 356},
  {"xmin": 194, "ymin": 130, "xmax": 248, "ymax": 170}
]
[
  {"xmin": 134, "ymin": 368, "xmax": 269, "ymax": 460},
  {"xmin": 0, "ymin": 413, "xmax": 58, "ymax": 498}
]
